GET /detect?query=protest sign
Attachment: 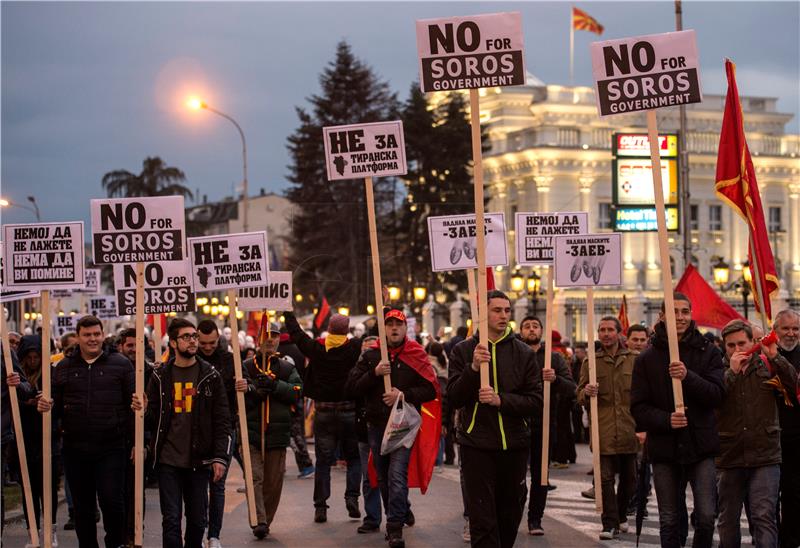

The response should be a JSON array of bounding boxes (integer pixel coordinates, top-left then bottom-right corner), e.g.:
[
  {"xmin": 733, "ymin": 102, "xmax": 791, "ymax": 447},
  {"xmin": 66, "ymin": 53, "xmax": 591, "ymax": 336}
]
[
  {"xmin": 238, "ymin": 271, "xmax": 293, "ymax": 311},
  {"xmin": 515, "ymin": 212, "xmax": 589, "ymax": 265},
  {"xmin": 323, "ymin": 121, "xmax": 407, "ymax": 181},
  {"xmin": 77, "ymin": 269, "xmax": 101, "ymax": 294},
  {"xmin": 113, "ymin": 261, "xmax": 195, "ymax": 315},
  {"xmin": 553, "ymin": 233, "xmax": 623, "ymax": 288},
  {"xmin": 188, "ymin": 231, "xmax": 269, "ymax": 292},
  {"xmin": 88, "ymin": 295, "xmax": 118, "ymax": 319},
  {"xmin": 427, "ymin": 213, "xmax": 508, "ymax": 272},
  {"xmin": 591, "ymin": 30, "xmax": 701, "ymax": 116},
  {"xmin": 416, "ymin": 11, "xmax": 525, "ymax": 92},
  {"xmin": 54, "ymin": 315, "xmax": 79, "ymax": 338},
  {"xmin": 91, "ymin": 196, "xmax": 185, "ymax": 264},
  {"xmin": 2, "ymin": 222, "xmax": 85, "ymax": 290},
  {"xmin": 0, "ymin": 243, "xmax": 40, "ymax": 303}
]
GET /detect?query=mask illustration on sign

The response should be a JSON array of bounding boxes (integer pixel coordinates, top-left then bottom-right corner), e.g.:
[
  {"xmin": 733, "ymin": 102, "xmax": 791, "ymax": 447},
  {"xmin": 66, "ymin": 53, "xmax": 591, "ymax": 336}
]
[
  {"xmin": 197, "ymin": 267, "xmax": 211, "ymax": 288},
  {"xmin": 449, "ymin": 236, "xmax": 477, "ymax": 265},
  {"xmin": 570, "ymin": 255, "xmax": 607, "ymax": 284},
  {"xmin": 333, "ymin": 156, "xmax": 348, "ymax": 177}
]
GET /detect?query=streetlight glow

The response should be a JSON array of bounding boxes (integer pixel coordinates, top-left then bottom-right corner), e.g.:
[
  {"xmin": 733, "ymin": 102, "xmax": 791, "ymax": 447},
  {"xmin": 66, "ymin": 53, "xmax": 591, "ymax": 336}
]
[{"xmin": 186, "ymin": 97, "xmax": 205, "ymax": 110}]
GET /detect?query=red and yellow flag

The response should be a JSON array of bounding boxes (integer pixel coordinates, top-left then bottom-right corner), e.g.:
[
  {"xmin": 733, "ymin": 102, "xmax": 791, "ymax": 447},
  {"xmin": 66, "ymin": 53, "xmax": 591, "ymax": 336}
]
[
  {"xmin": 618, "ymin": 295, "xmax": 630, "ymax": 335},
  {"xmin": 714, "ymin": 59, "xmax": 779, "ymax": 321},
  {"xmin": 572, "ymin": 7, "xmax": 604, "ymax": 35}
]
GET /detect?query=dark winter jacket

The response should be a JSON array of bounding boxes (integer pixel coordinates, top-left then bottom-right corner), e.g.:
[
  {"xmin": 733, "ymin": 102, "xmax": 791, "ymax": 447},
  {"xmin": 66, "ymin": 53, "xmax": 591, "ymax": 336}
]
[
  {"xmin": 1, "ymin": 349, "xmax": 36, "ymax": 445},
  {"xmin": 631, "ymin": 321, "xmax": 725, "ymax": 464},
  {"xmin": 532, "ymin": 344, "xmax": 575, "ymax": 433},
  {"xmin": 197, "ymin": 343, "xmax": 240, "ymax": 420},
  {"xmin": 777, "ymin": 344, "xmax": 800, "ymax": 453},
  {"xmin": 53, "ymin": 348, "xmax": 135, "ymax": 453},
  {"xmin": 448, "ymin": 329, "xmax": 542, "ymax": 451},
  {"xmin": 278, "ymin": 335, "xmax": 307, "ymax": 378},
  {"xmin": 145, "ymin": 357, "xmax": 232, "ymax": 470},
  {"xmin": 242, "ymin": 354, "xmax": 302, "ymax": 449},
  {"xmin": 285, "ymin": 312, "xmax": 361, "ymax": 402}
]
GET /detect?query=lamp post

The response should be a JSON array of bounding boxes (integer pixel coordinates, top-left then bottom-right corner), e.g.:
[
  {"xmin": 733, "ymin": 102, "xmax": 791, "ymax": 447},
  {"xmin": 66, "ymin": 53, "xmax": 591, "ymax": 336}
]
[
  {"xmin": 712, "ymin": 257, "xmax": 752, "ymax": 320},
  {"xmin": 187, "ymin": 98, "xmax": 249, "ymax": 232},
  {"xmin": 0, "ymin": 197, "xmax": 40, "ymax": 221},
  {"xmin": 527, "ymin": 270, "xmax": 542, "ymax": 316}
]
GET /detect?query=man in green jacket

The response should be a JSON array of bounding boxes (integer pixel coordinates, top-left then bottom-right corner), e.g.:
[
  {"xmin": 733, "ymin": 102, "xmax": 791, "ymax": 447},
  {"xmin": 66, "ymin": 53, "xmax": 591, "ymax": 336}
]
[
  {"xmin": 236, "ymin": 321, "xmax": 303, "ymax": 540},
  {"xmin": 577, "ymin": 316, "xmax": 638, "ymax": 540},
  {"xmin": 717, "ymin": 320, "xmax": 797, "ymax": 548}
]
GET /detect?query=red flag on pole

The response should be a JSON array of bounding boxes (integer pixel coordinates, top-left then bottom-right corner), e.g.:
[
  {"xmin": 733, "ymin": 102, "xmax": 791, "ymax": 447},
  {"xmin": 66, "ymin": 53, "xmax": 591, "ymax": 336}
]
[
  {"xmin": 312, "ymin": 296, "xmax": 331, "ymax": 336},
  {"xmin": 487, "ymin": 267, "xmax": 496, "ymax": 291},
  {"xmin": 618, "ymin": 295, "xmax": 630, "ymax": 334},
  {"xmin": 675, "ymin": 265, "xmax": 745, "ymax": 330},
  {"xmin": 572, "ymin": 7, "xmax": 604, "ymax": 34},
  {"xmin": 714, "ymin": 59, "xmax": 779, "ymax": 322}
]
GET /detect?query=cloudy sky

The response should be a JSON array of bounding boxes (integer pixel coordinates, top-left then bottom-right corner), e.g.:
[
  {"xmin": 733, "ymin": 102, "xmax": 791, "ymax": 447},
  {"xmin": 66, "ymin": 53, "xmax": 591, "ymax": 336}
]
[{"xmin": 2, "ymin": 1, "xmax": 798, "ymax": 228}]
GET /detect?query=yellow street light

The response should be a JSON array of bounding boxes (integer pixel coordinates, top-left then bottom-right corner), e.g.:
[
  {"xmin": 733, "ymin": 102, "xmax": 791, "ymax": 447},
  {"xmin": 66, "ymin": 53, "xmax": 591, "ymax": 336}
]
[
  {"xmin": 510, "ymin": 269, "xmax": 525, "ymax": 293},
  {"xmin": 387, "ymin": 284, "xmax": 401, "ymax": 301},
  {"xmin": 338, "ymin": 307, "xmax": 350, "ymax": 316},
  {"xmin": 366, "ymin": 304, "xmax": 375, "ymax": 315},
  {"xmin": 186, "ymin": 97, "xmax": 205, "ymax": 111},
  {"xmin": 713, "ymin": 257, "xmax": 730, "ymax": 287},
  {"xmin": 742, "ymin": 261, "xmax": 753, "ymax": 284},
  {"xmin": 413, "ymin": 285, "xmax": 427, "ymax": 301}
]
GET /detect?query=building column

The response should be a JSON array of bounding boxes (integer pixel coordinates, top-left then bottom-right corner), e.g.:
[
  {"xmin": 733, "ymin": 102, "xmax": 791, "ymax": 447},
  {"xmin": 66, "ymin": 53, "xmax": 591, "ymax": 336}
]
[
  {"xmin": 422, "ymin": 295, "xmax": 437, "ymax": 336},
  {"xmin": 578, "ymin": 175, "xmax": 594, "ymax": 213},
  {"xmin": 535, "ymin": 175, "xmax": 552, "ymax": 212},
  {"xmin": 789, "ymin": 183, "xmax": 800, "ymax": 293}
]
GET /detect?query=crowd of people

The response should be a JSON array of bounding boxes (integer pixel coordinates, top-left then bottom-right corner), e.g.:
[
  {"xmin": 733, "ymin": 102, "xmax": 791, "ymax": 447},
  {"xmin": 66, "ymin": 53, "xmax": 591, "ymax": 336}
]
[{"xmin": 1, "ymin": 292, "xmax": 799, "ymax": 548}]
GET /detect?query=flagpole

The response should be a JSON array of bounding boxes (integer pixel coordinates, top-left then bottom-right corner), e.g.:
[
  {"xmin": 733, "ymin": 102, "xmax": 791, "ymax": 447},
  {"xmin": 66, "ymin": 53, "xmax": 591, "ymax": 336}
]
[
  {"xmin": 747, "ymin": 238, "xmax": 771, "ymax": 330},
  {"xmin": 569, "ymin": 10, "xmax": 575, "ymax": 86}
]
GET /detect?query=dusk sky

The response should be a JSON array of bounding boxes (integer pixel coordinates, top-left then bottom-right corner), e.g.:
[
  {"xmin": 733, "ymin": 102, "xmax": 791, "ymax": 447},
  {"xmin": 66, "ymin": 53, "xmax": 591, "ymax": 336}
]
[{"xmin": 2, "ymin": 1, "xmax": 798, "ymax": 228}]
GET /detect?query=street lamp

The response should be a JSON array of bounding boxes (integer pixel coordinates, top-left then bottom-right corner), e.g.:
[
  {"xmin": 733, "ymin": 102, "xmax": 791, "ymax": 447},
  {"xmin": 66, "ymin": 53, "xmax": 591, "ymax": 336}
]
[
  {"xmin": 527, "ymin": 270, "xmax": 542, "ymax": 316},
  {"xmin": 413, "ymin": 285, "xmax": 427, "ymax": 302},
  {"xmin": 713, "ymin": 257, "xmax": 730, "ymax": 287},
  {"xmin": 0, "ymin": 197, "xmax": 40, "ymax": 221},
  {"xmin": 187, "ymin": 97, "xmax": 249, "ymax": 232},
  {"xmin": 510, "ymin": 269, "xmax": 525, "ymax": 293},
  {"xmin": 713, "ymin": 257, "xmax": 752, "ymax": 319},
  {"xmin": 387, "ymin": 284, "xmax": 401, "ymax": 302}
]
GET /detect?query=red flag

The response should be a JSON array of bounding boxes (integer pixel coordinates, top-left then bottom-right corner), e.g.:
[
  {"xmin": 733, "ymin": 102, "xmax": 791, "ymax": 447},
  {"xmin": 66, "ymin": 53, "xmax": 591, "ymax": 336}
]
[
  {"xmin": 675, "ymin": 265, "xmax": 745, "ymax": 330},
  {"xmin": 487, "ymin": 267, "xmax": 496, "ymax": 291},
  {"xmin": 715, "ymin": 59, "xmax": 779, "ymax": 321},
  {"xmin": 312, "ymin": 296, "xmax": 331, "ymax": 336},
  {"xmin": 572, "ymin": 7, "xmax": 604, "ymax": 34},
  {"xmin": 257, "ymin": 310, "xmax": 269, "ymax": 347},
  {"xmin": 618, "ymin": 295, "xmax": 630, "ymax": 334}
]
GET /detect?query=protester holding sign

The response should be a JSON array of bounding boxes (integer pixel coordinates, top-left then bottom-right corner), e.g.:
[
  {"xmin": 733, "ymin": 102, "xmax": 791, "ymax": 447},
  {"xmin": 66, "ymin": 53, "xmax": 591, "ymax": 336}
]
[
  {"xmin": 447, "ymin": 291, "xmax": 541, "ymax": 547},
  {"xmin": 630, "ymin": 293, "xmax": 724, "ymax": 548}
]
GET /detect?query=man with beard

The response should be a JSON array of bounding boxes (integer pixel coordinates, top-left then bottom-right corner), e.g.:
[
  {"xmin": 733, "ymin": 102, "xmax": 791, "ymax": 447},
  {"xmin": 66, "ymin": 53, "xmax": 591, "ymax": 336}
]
[
  {"xmin": 774, "ymin": 309, "xmax": 800, "ymax": 547},
  {"xmin": 631, "ymin": 293, "xmax": 724, "ymax": 548},
  {"xmin": 518, "ymin": 316, "xmax": 575, "ymax": 536}
]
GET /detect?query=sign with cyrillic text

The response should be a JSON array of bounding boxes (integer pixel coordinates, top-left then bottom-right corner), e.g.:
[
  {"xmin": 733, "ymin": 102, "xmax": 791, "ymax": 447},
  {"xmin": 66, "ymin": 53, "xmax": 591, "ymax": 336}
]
[
  {"xmin": 0, "ymin": 242, "xmax": 41, "ymax": 303},
  {"xmin": 88, "ymin": 295, "xmax": 118, "ymax": 320},
  {"xmin": 91, "ymin": 196, "xmax": 185, "ymax": 264},
  {"xmin": 323, "ymin": 121, "xmax": 407, "ymax": 181},
  {"xmin": 77, "ymin": 269, "xmax": 101, "ymax": 294},
  {"xmin": 54, "ymin": 315, "xmax": 80, "ymax": 338},
  {"xmin": 416, "ymin": 12, "xmax": 525, "ymax": 93},
  {"xmin": 238, "ymin": 271, "xmax": 293, "ymax": 311},
  {"xmin": 515, "ymin": 212, "xmax": 589, "ymax": 266},
  {"xmin": 427, "ymin": 213, "xmax": 508, "ymax": 272},
  {"xmin": 2, "ymin": 222, "xmax": 85, "ymax": 290},
  {"xmin": 188, "ymin": 232, "xmax": 269, "ymax": 292},
  {"xmin": 591, "ymin": 30, "xmax": 701, "ymax": 116},
  {"xmin": 553, "ymin": 233, "xmax": 623, "ymax": 288},
  {"xmin": 113, "ymin": 261, "xmax": 196, "ymax": 315}
]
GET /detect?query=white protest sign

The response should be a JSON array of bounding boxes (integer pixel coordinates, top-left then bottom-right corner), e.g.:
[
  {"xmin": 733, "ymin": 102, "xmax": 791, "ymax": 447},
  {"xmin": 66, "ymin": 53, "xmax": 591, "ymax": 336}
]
[
  {"xmin": 113, "ymin": 261, "xmax": 196, "ymax": 315},
  {"xmin": 91, "ymin": 196, "xmax": 185, "ymax": 264},
  {"xmin": 427, "ymin": 213, "xmax": 508, "ymax": 272},
  {"xmin": 323, "ymin": 121, "xmax": 407, "ymax": 181},
  {"xmin": 54, "ymin": 315, "xmax": 80, "ymax": 338},
  {"xmin": 0, "ymin": 242, "xmax": 41, "ymax": 303},
  {"xmin": 77, "ymin": 269, "xmax": 101, "ymax": 294},
  {"xmin": 515, "ymin": 212, "xmax": 589, "ymax": 266},
  {"xmin": 188, "ymin": 231, "xmax": 269, "ymax": 292},
  {"xmin": 416, "ymin": 11, "xmax": 525, "ymax": 93},
  {"xmin": 87, "ymin": 295, "xmax": 118, "ymax": 320},
  {"xmin": 591, "ymin": 30, "xmax": 702, "ymax": 116},
  {"xmin": 553, "ymin": 233, "xmax": 623, "ymax": 288},
  {"xmin": 2, "ymin": 222, "xmax": 85, "ymax": 291},
  {"xmin": 238, "ymin": 271, "xmax": 293, "ymax": 311}
]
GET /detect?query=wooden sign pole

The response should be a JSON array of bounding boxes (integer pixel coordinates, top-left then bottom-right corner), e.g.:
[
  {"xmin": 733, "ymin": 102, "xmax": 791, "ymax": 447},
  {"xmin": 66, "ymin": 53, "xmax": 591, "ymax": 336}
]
[
  {"xmin": 153, "ymin": 314, "xmax": 163, "ymax": 364},
  {"xmin": 540, "ymin": 267, "xmax": 554, "ymax": 485},
  {"xmin": 586, "ymin": 288, "xmax": 603, "ymax": 513},
  {"xmin": 468, "ymin": 89, "xmax": 490, "ymax": 389},
  {"xmin": 646, "ymin": 110, "xmax": 684, "ymax": 412},
  {"xmin": 227, "ymin": 289, "xmax": 258, "ymax": 527},
  {"xmin": 466, "ymin": 269, "xmax": 479, "ymax": 337},
  {"xmin": 133, "ymin": 263, "xmax": 145, "ymax": 547},
  {"xmin": 41, "ymin": 290, "xmax": 52, "ymax": 548},
  {"xmin": 364, "ymin": 177, "xmax": 392, "ymax": 393},
  {"xmin": 1, "ymin": 305, "xmax": 40, "ymax": 547}
]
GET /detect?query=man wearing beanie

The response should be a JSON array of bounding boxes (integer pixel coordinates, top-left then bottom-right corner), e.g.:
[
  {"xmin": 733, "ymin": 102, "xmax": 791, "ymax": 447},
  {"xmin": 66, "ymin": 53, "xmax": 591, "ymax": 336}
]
[{"xmin": 284, "ymin": 311, "xmax": 363, "ymax": 524}]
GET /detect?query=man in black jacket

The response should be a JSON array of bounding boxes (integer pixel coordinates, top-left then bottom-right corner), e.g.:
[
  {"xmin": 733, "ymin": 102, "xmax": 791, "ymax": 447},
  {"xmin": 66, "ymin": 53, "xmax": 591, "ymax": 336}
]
[
  {"xmin": 284, "ymin": 311, "xmax": 362, "ymax": 524},
  {"xmin": 132, "ymin": 318, "xmax": 231, "ymax": 548},
  {"xmin": 448, "ymin": 291, "xmax": 542, "ymax": 548},
  {"xmin": 630, "ymin": 293, "xmax": 724, "ymax": 548},
  {"xmin": 37, "ymin": 315, "xmax": 135, "ymax": 548}
]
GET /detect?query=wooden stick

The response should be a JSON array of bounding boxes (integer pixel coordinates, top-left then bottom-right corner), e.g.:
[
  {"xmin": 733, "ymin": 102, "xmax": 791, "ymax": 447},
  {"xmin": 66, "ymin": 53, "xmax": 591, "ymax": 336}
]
[
  {"xmin": 364, "ymin": 177, "xmax": 392, "ymax": 392},
  {"xmin": 153, "ymin": 314, "xmax": 163, "ymax": 364},
  {"xmin": 540, "ymin": 267, "xmax": 554, "ymax": 486},
  {"xmin": 586, "ymin": 288, "xmax": 603, "ymax": 513},
  {"xmin": 1, "ymin": 304, "xmax": 40, "ymax": 547},
  {"xmin": 228, "ymin": 289, "xmax": 258, "ymax": 527},
  {"xmin": 41, "ymin": 290, "xmax": 52, "ymax": 548},
  {"xmin": 646, "ymin": 110, "xmax": 684, "ymax": 412},
  {"xmin": 469, "ymin": 89, "xmax": 490, "ymax": 389},
  {"xmin": 466, "ymin": 269, "xmax": 479, "ymax": 337},
  {"xmin": 133, "ymin": 263, "xmax": 145, "ymax": 547}
]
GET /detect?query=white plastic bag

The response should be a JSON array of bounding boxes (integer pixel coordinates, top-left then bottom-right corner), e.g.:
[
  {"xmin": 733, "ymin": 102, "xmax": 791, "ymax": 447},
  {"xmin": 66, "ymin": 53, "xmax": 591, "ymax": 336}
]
[{"xmin": 380, "ymin": 392, "xmax": 421, "ymax": 455}]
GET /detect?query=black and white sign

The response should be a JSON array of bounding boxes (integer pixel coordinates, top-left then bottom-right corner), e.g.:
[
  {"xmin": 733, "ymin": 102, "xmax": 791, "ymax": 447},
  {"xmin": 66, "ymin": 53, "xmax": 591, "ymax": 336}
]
[
  {"xmin": 0, "ymin": 242, "xmax": 41, "ymax": 303},
  {"xmin": 188, "ymin": 232, "xmax": 269, "ymax": 292},
  {"xmin": 553, "ymin": 233, "xmax": 623, "ymax": 288},
  {"xmin": 591, "ymin": 30, "xmax": 702, "ymax": 116},
  {"xmin": 416, "ymin": 11, "xmax": 525, "ymax": 93},
  {"xmin": 323, "ymin": 121, "xmax": 407, "ymax": 181},
  {"xmin": 515, "ymin": 212, "xmax": 589, "ymax": 266},
  {"xmin": 54, "ymin": 315, "xmax": 80, "ymax": 338},
  {"xmin": 427, "ymin": 213, "xmax": 508, "ymax": 272},
  {"xmin": 91, "ymin": 196, "xmax": 185, "ymax": 264},
  {"xmin": 113, "ymin": 261, "xmax": 196, "ymax": 315},
  {"xmin": 2, "ymin": 222, "xmax": 85, "ymax": 290},
  {"xmin": 88, "ymin": 295, "xmax": 118, "ymax": 320},
  {"xmin": 238, "ymin": 271, "xmax": 293, "ymax": 311},
  {"xmin": 77, "ymin": 269, "xmax": 101, "ymax": 294}
]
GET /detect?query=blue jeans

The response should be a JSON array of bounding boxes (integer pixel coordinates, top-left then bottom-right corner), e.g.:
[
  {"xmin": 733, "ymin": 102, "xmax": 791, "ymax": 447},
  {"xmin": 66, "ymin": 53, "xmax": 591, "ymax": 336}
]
[
  {"xmin": 313, "ymin": 408, "xmax": 361, "ymax": 508},
  {"xmin": 717, "ymin": 465, "xmax": 780, "ymax": 548},
  {"xmin": 359, "ymin": 441, "xmax": 382, "ymax": 526},
  {"xmin": 207, "ymin": 428, "xmax": 234, "ymax": 539},
  {"xmin": 158, "ymin": 464, "xmax": 210, "ymax": 548},
  {"xmin": 367, "ymin": 424, "xmax": 411, "ymax": 526},
  {"xmin": 652, "ymin": 457, "xmax": 717, "ymax": 548}
]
